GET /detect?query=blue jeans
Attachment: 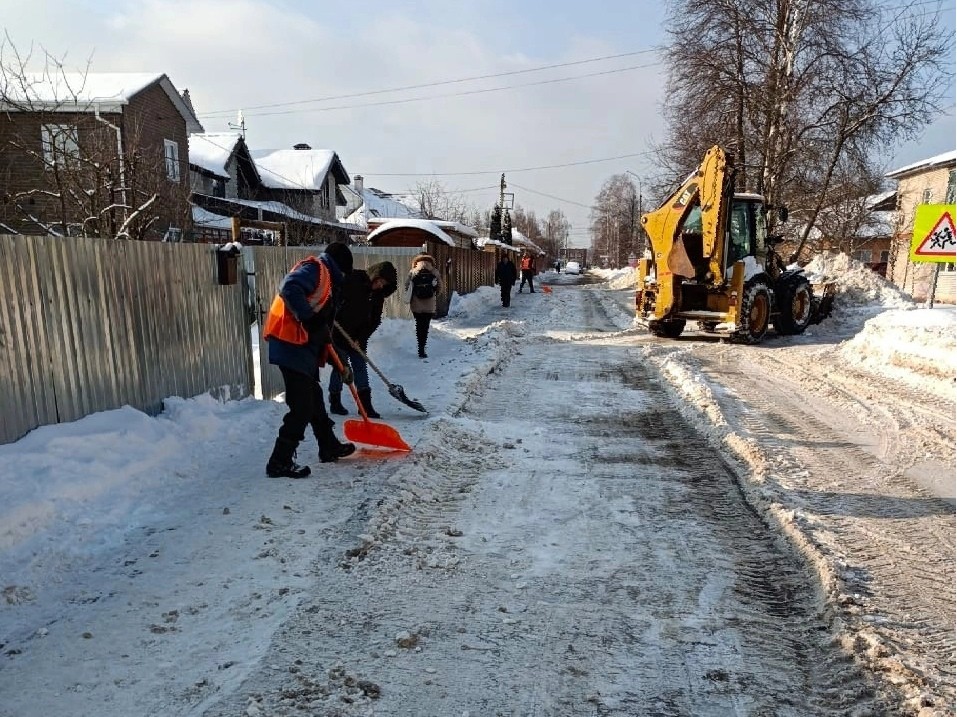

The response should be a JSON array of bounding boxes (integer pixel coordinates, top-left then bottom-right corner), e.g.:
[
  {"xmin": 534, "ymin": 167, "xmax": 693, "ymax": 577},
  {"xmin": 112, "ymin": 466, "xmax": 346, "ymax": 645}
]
[{"xmin": 328, "ymin": 344, "xmax": 370, "ymax": 393}]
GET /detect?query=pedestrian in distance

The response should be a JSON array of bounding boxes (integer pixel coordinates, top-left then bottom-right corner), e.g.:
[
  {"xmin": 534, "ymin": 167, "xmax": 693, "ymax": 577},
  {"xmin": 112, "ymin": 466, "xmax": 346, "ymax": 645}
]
[
  {"xmin": 328, "ymin": 261, "xmax": 399, "ymax": 419},
  {"xmin": 404, "ymin": 253, "xmax": 442, "ymax": 359},
  {"xmin": 553, "ymin": 259, "xmax": 561, "ymax": 272},
  {"xmin": 494, "ymin": 252, "xmax": 517, "ymax": 307},
  {"xmin": 262, "ymin": 242, "xmax": 357, "ymax": 478},
  {"xmin": 518, "ymin": 250, "xmax": 536, "ymax": 293}
]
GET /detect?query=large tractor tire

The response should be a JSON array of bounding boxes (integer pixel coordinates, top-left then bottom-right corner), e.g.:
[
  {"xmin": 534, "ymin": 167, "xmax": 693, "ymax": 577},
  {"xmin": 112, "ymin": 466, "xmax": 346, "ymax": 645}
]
[
  {"xmin": 649, "ymin": 319, "xmax": 686, "ymax": 338},
  {"xmin": 773, "ymin": 277, "xmax": 813, "ymax": 335},
  {"xmin": 732, "ymin": 280, "xmax": 771, "ymax": 344}
]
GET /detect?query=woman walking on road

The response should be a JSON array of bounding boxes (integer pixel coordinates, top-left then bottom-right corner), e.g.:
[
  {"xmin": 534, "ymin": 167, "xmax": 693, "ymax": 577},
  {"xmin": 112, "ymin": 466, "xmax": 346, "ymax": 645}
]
[{"xmin": 404, "ymin": 253, "xmax": 442, "ymax": 359}]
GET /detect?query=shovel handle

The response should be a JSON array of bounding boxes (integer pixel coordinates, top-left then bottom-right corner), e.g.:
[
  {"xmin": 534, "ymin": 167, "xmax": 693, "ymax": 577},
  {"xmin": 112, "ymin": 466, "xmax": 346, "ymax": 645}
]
[
  {"xmin": 333, "ymin": 321, "xmax": 393, "ymax": 386},
  {"xmin": 325, "ymin": 345, "xmax": 371, "ymax": 423}
]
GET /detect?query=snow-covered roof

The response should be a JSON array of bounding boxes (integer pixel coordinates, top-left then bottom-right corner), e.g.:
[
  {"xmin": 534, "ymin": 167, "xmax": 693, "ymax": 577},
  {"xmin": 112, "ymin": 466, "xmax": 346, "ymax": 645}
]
[
  {"xmin": 2, "ymin": 72, "xmax": 204, "ymax": 132},
  {"xmin": 193, "ymin": 195, "xmax": 365, "ymax": 232},
  {"xmin": 366, "ymin": 218, "xmax": 455, "ymax": 246},
  {"xmin": 866, "ymin": 190, "xmax": 896, "ymax": 210},
  {"xmin": 188, "ymin": 133, "xmax": 242, "ymax": 179},
  {"xmin": 503, "ymin": 227, "xmax": 545, "ymax": 254},
  {"xmin": 251, "ymin": 148, "xmax": 349, "ymax": 191},
  {"xmin": 886, "ymin": 150, "xmax": 957, "ymax": 179},
  {"xmin": 477, "ymin": 237, "xmax": 521, "ymax": 253},
  {"xmin": 191, "ymin": 205, "xmax": 233, "ymax": 230},
  {"xmin": 368, "ymin": 215, "xmax": 478, "ymax": 239},
  {"xmin": 341, "ymin": 185, "xmax": 422, "ymax": 226}
]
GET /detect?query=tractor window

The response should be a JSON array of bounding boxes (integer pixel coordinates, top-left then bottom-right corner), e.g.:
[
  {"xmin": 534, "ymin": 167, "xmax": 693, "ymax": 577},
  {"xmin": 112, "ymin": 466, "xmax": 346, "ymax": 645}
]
[
  {"xmin": 680, "ymin": 205, "xmax": 703, "ymax": 234},
  {"xmin": 727, "ymin": 202, "xmax": 753, "ymax": 264}
]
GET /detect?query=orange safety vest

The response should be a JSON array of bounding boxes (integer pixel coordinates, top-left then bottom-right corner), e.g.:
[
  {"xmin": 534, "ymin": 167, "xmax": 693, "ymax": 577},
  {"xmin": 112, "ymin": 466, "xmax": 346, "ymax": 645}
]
[
  {"xmin": 263, "ymin": 257, "xmax": 332, "ymax": 345},
  {"xmin": 521, "ymin": 256, "xmax": 533, "ymax": 271}
]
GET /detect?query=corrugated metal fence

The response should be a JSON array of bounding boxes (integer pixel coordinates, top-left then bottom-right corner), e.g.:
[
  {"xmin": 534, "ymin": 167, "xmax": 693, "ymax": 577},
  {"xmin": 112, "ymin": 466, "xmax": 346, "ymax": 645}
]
[
  {"xmin": 0, "ymin": 234, "xmax": 253, "ymax": 445},
  {"xmin": 1, "ymin": 237, "xmax": 497, "ymax": 442}
]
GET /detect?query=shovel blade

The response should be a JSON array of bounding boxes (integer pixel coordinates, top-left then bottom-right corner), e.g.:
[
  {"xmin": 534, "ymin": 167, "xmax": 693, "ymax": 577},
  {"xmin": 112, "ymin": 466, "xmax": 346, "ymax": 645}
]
[
  {"xmin": 344, "ymin": 418, "xmax": 411, "ymax": 452},
  {"xmin": 388, "ymin": 384, "xmax": 428, "ymax": 413}
]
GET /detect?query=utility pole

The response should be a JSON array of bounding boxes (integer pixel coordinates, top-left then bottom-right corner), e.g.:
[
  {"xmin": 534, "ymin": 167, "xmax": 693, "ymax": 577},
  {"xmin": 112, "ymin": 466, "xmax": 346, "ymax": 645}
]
[{"xmin": 228, "ymin": 110, "xmax": 246, "ymax": 139}]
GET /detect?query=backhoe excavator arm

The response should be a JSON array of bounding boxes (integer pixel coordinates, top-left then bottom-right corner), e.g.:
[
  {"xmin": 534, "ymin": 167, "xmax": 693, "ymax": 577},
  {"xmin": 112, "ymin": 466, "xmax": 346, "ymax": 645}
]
[{"xmin": 639, "ymin": 146, "xmax": 733, "ymax": 316}]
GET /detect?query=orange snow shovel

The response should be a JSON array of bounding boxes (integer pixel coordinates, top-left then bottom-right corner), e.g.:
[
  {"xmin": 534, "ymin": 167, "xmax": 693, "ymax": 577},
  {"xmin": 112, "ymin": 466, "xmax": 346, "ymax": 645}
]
[{"xmin": 326, "ymin": 347, "xmax": 411, "ymax": 452}]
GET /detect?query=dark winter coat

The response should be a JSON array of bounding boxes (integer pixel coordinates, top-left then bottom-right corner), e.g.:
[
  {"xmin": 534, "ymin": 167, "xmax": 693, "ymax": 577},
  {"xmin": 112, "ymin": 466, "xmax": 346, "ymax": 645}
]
[
  {"xmin": 366, "ymin": 261, "xmax": 399, "ymax": 343},
  {"xmin": 495, "ymin": 258, "xmax": 517, "ymax": 287},
  {"xmin": 267, "ymin": 250, "xmax": 347, "ymax": 377},
  {"xmin": 332, "ymin": 262, "xmax": 398, "ymax": 349}
]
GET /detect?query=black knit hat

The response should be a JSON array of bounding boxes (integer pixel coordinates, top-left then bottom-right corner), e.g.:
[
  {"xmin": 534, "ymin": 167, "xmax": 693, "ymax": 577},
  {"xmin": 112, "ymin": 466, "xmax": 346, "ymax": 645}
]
[{"xmin": 324, "ymin": 242, "xmax": 353, "ymax": 275}]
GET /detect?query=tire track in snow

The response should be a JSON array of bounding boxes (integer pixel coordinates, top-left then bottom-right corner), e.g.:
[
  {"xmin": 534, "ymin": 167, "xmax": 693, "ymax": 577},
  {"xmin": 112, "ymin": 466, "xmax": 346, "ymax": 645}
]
[{"xmin": 656, "ymin": 341, "xmax": 956, "ymax": 715}]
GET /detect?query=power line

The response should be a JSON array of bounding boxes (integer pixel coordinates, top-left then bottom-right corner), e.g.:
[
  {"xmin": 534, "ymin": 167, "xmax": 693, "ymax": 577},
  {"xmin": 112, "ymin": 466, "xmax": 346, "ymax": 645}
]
[
  {"xmin": 366, "ymin": 150, "xmax": 657, "ymax": 177},
  {"xmin": 199, "ymin": 46, "xmax": 663, "ymax": 117},
  {"xmin": 207, "ymin": 60, "xmax": 662, "ymax": 119}
]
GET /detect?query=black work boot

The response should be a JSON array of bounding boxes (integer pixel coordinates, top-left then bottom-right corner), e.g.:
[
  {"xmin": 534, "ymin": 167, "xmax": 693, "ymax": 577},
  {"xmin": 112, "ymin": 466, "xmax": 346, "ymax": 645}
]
[
  {"xmin": 358, "ymin": 388, "xmax": 381, "ymax": 419},
  {"xmin": 329, "ymin": 391, "xmax": 348, "ymax": 416},
  {"xmin": 314, "ymin": 419, "xmax": 356, "ymax": 463},
  {"xmin": 319, "ymin": 437, "xmax": 356, "ymax": 463},
  {"xmin": 266, "ymin": 437, "xmax": 311, "ymax": 478}
]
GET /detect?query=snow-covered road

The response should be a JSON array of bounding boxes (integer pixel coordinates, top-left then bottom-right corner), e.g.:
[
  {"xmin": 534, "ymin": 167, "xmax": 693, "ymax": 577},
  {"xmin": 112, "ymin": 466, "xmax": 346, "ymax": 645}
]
[{"xmin": 0, "ymin": 269, "xmax": 952, "ymax": 716}]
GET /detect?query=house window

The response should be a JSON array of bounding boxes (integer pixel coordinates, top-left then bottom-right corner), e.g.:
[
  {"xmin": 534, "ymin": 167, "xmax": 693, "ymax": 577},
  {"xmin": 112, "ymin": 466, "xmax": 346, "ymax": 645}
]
[
  {"xmin": 853, "ymin": 249, "xmax": 872, "ymax": 264},
  {"xmin": 164, "ymin": 139, "xmax": 181, "ymax": 182},
  {"xmin": 946, "ymin": 169, "xmax": 955, "ymax": 204},
  {"xmin": 921, "ymin": 188, "xmax": 933, "ymax": 204},
  {"xmin": 41, "ymin": 124, "xmax": 79, "ymax": 167},
  {"xmin": 318, "ymin": 180, "xmax": 330, "ymax": 211},
  {"xmin": 163, "ymin": 227, "xmax": 182, "ymax": 242},
  {"xmin": 879, "ymin": 250, "xmax": 889, "ymax": 263}
]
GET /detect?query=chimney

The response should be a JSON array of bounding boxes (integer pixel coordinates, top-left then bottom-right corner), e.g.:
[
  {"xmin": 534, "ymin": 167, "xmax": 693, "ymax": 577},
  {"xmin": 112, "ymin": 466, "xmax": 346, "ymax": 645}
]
[
  {"xmin": 353, "ymin": 174, "xmax": 364, "ymax": 193},
  {"xmin": 293, "ymin": 143, "xmax": 311, "ymax": 150}
]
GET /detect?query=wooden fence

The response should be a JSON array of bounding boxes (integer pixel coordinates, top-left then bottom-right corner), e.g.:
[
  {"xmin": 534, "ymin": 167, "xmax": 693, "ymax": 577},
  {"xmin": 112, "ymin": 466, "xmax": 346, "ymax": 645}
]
[{"xmin": 0, "ymin": 236, "xmax": 496, "ymax": 443}]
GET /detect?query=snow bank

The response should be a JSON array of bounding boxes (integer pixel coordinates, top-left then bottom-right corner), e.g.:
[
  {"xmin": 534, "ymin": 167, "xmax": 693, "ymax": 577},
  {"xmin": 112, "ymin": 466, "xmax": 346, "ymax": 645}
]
[{"xmin": 805, "ymin": 253, "xmax": 914, "ymax": 309}]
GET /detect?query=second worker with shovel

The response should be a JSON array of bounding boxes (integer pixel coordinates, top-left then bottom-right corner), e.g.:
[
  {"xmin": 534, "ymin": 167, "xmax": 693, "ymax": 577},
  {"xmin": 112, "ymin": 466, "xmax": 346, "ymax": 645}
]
[{"xmin": 328, "ymin": 261, "xmax": 399, "ymax": 419}]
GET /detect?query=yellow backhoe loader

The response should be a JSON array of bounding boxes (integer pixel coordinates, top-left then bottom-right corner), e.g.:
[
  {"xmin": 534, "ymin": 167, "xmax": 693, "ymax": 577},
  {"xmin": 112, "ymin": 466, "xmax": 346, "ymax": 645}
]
[{"xmin": 636, "ymin": 145, "xmax": 834, "ymax": 343}]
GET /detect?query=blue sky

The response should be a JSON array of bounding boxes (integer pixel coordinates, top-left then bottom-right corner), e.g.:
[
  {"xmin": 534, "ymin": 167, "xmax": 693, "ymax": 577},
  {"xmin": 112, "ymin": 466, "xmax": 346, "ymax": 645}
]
[{"xmin": 1, "ymin": 0, "xmax": 952, "ymax": 246}]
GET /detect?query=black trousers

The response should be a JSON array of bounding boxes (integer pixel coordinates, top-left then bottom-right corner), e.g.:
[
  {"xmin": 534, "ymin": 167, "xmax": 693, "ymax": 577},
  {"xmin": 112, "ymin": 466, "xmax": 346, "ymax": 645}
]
[
  {"xmin": 277, "ymin": 366, "xmax": 334, "ymax": 449},
  {"xmin": 499, "ymin": 283, "xmax": 512, "ymax": 306},
  {"xmin": 412, "ymin": 311, "xmax": 433, "ymax": 352},
  {"xmin": 519, "ymin": 270, "xmax": 535, "ymax": 292}
]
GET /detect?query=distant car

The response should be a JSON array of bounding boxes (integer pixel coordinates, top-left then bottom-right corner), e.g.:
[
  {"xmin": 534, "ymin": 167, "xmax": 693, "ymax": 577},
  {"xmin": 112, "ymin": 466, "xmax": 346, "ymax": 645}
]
[{"xmin": 564, "ymin": 261, "xmax": 582, "ymax": 275}]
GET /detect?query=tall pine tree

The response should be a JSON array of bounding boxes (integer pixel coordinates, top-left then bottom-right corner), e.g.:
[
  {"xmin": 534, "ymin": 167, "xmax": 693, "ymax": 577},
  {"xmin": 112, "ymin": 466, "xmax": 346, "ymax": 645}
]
[
  {"xmin": 490, "ymin": 204, "xmax": 502, "ymax": 243},
  {"xmin": 502, "ymin": 209, "xmax": 513, "ymax": 245}
]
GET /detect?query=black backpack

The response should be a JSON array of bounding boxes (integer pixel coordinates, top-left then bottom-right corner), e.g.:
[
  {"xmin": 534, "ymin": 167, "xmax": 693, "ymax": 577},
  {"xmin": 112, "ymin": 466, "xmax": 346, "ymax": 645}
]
[{"xmin": 411, "ymin": 270, "xmax": 436, "ymax": 299}]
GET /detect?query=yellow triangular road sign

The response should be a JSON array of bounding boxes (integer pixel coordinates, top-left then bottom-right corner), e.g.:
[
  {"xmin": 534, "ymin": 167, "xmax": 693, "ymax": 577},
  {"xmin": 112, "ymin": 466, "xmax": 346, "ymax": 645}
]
[{"xmin": 910, "ymin": 205, "xmax": 956, "ymax": 263}]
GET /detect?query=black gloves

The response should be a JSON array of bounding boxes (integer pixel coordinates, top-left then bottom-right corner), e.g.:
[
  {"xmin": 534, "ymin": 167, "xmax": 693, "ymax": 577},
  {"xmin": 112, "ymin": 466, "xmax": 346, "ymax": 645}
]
[{"xmin": 303, "ymin": 313, "xmax": 330, "ymax": 344}]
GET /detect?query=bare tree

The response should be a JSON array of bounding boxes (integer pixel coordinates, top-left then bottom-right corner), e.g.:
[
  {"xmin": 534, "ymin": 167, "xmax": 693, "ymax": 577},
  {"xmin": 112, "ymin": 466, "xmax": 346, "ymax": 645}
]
[
  {"xmin": 0, "ymin": 34, "xmax": 189, "ymax": 240},
  {"xmin": 412, "ymin": 179, "xmax": 475, "ymax": 224},
  {"xmin": 657, "ymin": 0, "xmax": 953, "ymax": 259},
  {"xmin": 590, "ymin": 174, "xmax": 640, "ymax": 267}
]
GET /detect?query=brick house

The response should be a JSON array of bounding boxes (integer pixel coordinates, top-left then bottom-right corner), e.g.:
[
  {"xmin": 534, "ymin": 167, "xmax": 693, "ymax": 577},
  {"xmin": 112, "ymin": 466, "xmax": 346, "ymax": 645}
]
[
  {"xmin": 188, "ymin": 138, "xmax": 362, "ymax": 245},
  {"xmin": 885, "ymin": 150, "xmax": 956, "ymax": 303},
  {"xmin": 0, "ymin": 72, "xmax": 203, "ymax": 240}
]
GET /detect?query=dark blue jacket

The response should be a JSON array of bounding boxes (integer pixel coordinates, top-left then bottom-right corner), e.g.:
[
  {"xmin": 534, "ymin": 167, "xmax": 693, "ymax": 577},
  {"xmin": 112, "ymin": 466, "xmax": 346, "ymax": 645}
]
[{"xmin": 267, "ymin": 251, "xmax": 346, "ymax": 377}]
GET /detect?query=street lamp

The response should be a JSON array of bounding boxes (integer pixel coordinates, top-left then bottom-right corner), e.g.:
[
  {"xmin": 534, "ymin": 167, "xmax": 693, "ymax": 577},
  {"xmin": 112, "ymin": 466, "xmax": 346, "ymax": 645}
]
[{"xmin": 626, "ymin": 170, "xmax": 646, "ymax": 257}]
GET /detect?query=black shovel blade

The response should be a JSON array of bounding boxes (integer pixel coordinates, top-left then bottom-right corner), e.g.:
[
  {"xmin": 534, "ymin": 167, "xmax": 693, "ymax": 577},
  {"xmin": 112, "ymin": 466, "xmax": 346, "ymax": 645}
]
[{"xmin": 388, "ymin": 383, "xmax": 427, "ymax": 413}]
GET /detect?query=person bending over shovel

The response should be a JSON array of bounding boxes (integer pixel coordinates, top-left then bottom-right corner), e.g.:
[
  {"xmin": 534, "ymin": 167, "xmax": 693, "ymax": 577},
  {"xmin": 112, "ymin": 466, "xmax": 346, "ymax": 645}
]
[
  {"xmin": 328, "ymin": 261, "xmax": 398, "ymax": 419},
  {"xmin": 262, "ymin": 242, "xmax": 357, "ymax": 478}
]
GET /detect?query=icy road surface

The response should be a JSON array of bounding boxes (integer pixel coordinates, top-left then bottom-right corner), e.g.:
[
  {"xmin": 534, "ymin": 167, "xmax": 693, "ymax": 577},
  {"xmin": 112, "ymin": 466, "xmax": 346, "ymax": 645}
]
[{"xmin": 0, "ymin": 271, "xmax": 950, "ymax": 716}]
